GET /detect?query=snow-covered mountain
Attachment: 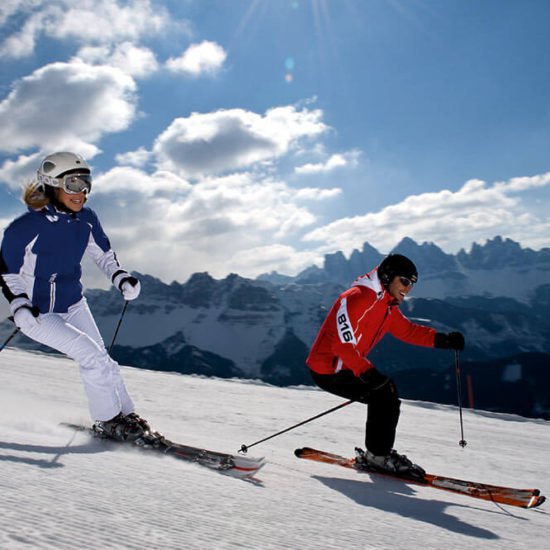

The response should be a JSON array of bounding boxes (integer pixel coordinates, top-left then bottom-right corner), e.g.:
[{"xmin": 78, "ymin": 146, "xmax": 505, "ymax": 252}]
[
  {"xmin": 1, "ymin": 236, "xmax": 549, "ymax": 419},
  {"xmin": 261, "ymin": 236, "xmax": 550, "ymax": 302},
  {"xmin": 0, "ymin": 348, "xmax": 548, "ymax": 549}
]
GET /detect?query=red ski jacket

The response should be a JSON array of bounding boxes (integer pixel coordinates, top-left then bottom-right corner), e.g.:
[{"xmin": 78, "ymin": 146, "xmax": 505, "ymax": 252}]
[{"xmin": 306, "ymin": 269, "xmax": 437, "ymax": 377}]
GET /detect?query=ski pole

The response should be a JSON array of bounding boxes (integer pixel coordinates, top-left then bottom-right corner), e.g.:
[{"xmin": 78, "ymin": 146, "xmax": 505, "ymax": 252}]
[
  {"xmin": 239, "ymin": 399, "xmax": 354, "ymax": 454},
  {"xmin": 0, "ymin": 325, "xmax": 20, "ymax": 353},
  {"xmin": 108, "ymin": 301, "xmax": 129, "ymax": 355},
  {"xmin": 454, "ymin": 349, "xmax": 467, "ymax": 448}
]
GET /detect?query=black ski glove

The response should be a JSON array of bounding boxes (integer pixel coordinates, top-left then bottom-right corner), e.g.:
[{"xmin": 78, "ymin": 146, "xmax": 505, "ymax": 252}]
[{"xmin": 434, "ymin": 331, "xmax": 465, "ymax": 351}]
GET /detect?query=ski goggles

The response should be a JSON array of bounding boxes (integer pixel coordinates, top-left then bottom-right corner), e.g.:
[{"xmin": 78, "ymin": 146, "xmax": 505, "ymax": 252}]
[
  {"xmin": 37, "ymin": 172, "xmax": 92, "ymax": 195},
  {"xmin": 58, "ymin": 173, "xmax": 92, "ymax": 195}
]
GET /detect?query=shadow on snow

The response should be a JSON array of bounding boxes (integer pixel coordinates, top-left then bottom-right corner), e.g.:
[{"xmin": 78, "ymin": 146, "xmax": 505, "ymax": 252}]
[
  {"xmin": 0, "ymin": 435, "xmax": 107, "ymax": 469},
  {"xmin": 313, "ymin": 474, "xmax": 509, "ymax": 539}
]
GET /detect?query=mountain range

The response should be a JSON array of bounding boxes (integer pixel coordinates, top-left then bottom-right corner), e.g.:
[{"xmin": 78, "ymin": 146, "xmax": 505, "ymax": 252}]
[
  {"xmin": 260, "ymin": 235, "xmax": 550, "ymax": 302},
  {"xmin": 1, "ymin": 236, "xmax": 549, "ymax": 419}
]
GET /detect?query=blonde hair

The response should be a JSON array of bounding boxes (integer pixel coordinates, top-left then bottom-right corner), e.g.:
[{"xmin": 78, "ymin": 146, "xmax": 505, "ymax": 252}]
[{"xmin": 22, "ymin": 181, "xmax": 50, "ymax": 209}]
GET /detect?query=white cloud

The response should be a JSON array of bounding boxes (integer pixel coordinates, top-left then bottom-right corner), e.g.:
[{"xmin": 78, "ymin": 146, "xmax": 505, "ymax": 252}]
[
  {"xmin": 46, "ymin": 0, "xmax": 172, "ymax": 43},
  {"xmin": 294, "ymin": 187, "xmax": 342, "ymax": 200},
  {"xmin": 0, "ymin": 11, "xmax": 42, "ymax": 58},
  {"xmin": 76, "ymin": 42, "xmax": 159, "ymax": 78},
  {"xmin": 0, "ymin": 152, "xmax": 44, "ymax": 190},
  {"xmin": 494, "ymin": 172, "xmax": 550, "ymax": 192},
  {"xmin": 0, "ymin": 59, "xmax": 137, "ymax": 156},
  {"xmin": 73, "ymin": 103, "xmax": 338, "ymax": 281},
  {"xmin": 303, "ymin": 173, "xmax": 550, "ymax": 255},
  {"xmin": 115, "ymin": 147, "xmax": 153, "ymax": 168},
  {"xmin": 153, "ymin": 105, "xmax": 329, "ymax": 177},
  {"xmin": 93, "ymin": 166, "xmax": 191, "ymax": 197},
  {"xmin": 0, "ymin": 0, "xmax": 181, "ymax": 59},
  {"xmin": 166, "ymin": 41, "xmax": 227, "ymax": 77},
  {"xmin": 295, "ymin": 151, "xmax": 360, "ymax": 175},
  {"xmin": 86, "ymin": 168, "xmax": 336, "ymax": 282}
]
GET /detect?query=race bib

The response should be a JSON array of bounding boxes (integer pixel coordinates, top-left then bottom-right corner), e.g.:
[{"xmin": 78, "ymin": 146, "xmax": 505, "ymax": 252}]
[{"xmin": 336, "ymin": 297, "xmax": 357, "ymax": 345}]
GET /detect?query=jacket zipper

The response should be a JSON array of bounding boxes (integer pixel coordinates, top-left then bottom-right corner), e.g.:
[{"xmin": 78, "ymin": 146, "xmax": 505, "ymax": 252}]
[
  {"xmin": 367, "ymin": 304, "xmax": 391, "ymax": 352},
  {"xmin": 49, "ymin": 273, "xmax": 57, "ymax": 312}
]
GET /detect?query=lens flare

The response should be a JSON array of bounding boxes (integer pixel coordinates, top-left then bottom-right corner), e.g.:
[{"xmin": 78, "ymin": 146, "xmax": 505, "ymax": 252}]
[{"xmin": 284, "ymin": 57, "xmax": 295, "ymax": 83}]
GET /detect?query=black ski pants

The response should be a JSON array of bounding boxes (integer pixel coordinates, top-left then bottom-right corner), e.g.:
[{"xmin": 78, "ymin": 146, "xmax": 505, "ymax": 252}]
[{"xmin": 309, "ymin": 368, "xmax": 401, "ymax": 456}]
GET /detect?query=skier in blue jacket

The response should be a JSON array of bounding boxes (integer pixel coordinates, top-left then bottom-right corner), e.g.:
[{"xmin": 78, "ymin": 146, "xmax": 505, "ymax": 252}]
[{"xmin": 0, "ymin": 152, "xmax": 148, "ymax": 441}]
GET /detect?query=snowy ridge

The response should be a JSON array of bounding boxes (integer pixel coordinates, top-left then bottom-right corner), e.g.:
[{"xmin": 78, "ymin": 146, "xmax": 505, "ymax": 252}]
[{"xmin": 0, "ymin": 348, "xmax": 548, "ymax": 549}]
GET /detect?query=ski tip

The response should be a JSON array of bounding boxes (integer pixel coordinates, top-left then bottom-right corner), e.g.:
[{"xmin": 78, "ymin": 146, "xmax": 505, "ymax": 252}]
[
  {"xmin": 528, "ymin": 494, "xmax": 546, "ymax": 509},
  {"xmin": 294, "ymin": 447, "xmax": 313, "ymax": 457}
]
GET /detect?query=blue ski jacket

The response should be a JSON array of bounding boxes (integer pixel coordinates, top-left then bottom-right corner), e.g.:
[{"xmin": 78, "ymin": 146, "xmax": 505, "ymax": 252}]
[{"xmin": 0, "ymin": 204, "xmax": 125, "ymax": 313}]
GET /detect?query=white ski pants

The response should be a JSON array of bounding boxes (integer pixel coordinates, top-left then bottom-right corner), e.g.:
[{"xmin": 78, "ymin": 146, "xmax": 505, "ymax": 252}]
[{"xmin": 21, "ymin": 297, "xmax": 135, "ymax": 421}]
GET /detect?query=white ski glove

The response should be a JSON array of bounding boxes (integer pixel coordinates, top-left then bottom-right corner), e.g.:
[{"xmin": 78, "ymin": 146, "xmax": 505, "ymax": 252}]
[
  {"xmin": 112, "ymin": 271, "xmax": 141, "ymax": 301},
  {"xmin": 11, "ymin": 298, "xmax": 40, "ymax": 332},
  {"xmin": 121, "ymin": 277, "xmax": 141, "ymax": 301}
]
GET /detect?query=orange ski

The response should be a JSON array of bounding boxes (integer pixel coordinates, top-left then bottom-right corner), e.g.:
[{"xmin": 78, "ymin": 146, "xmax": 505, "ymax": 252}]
[{"xmin": 295, "ymin": 447, "xmax": 545, "ymax": 509}]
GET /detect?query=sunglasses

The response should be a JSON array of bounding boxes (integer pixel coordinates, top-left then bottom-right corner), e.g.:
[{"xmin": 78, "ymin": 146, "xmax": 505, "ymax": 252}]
[{"xmin": 399, "ymin": 276, "xmax": 415, "ymax": 288}]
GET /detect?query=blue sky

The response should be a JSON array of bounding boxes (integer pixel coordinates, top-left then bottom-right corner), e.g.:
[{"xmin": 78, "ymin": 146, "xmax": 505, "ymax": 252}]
[{"xmin": 0, "ymin": 0, "xmax": 549, "ymax": 287}]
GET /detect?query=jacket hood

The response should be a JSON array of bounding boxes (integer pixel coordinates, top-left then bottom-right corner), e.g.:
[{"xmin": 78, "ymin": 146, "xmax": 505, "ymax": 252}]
[{"xmin": 352, "ymin": 268, "xmax": 384, "ymax": 296}]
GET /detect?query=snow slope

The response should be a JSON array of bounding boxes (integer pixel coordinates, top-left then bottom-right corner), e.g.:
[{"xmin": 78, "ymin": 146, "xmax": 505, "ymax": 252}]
[{"xmin": 0, "ymin": 348, "xmax": 548, "ymax": 549}]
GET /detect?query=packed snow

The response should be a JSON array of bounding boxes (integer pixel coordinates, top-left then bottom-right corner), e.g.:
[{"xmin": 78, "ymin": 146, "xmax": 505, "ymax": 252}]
[{"xmin": 0, "ymin": 347, "xmax": 548, "ymax": 549}]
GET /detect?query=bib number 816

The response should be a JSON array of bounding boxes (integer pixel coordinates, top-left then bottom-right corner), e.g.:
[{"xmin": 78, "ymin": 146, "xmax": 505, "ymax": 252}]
[{"xmin": 338, "ymin": 313, "xmax": 354, "ymax": 342}]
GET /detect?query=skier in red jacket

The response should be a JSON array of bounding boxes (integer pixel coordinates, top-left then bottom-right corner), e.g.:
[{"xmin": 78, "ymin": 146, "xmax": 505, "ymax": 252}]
[{"xmin": 306, "ymin": 253, "xmax": 464, "ymax": 474}]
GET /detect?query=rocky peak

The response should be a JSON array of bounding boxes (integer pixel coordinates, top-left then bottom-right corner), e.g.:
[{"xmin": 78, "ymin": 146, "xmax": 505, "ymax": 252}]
[{"xmin": 457, "ymin": 236, "xmax": 550, "ymax": 269}]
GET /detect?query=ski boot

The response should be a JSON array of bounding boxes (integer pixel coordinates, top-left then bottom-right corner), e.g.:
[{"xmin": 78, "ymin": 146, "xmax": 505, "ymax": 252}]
[
  {"xmin": 93, "ymin": 412, "xmax": 150, "ymax": 442},
  {"xmin": 355, "ymin": 447, "xmax": 426, "ymax": 480}
]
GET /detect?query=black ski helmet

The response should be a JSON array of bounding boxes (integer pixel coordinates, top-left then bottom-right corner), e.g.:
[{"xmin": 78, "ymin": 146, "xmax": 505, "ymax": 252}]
[{"xmin": 377, "ymin": 254, "xmax": 418, "ymax": 288}]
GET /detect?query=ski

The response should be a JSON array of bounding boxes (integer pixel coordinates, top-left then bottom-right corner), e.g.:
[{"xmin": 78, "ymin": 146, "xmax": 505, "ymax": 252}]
[
  {"xmin": 295, "ymin": 447, "xmax": 545, "ymax": 509},
  {"xmin": 61, "ymin": 423, "xmax": 265, "ymax": 480}
]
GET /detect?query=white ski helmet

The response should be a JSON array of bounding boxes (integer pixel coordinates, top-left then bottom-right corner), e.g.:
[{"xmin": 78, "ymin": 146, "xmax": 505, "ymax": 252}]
[{"xmin": 36, "ymin": 152, "xmax": 91, "ymax": 191}]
